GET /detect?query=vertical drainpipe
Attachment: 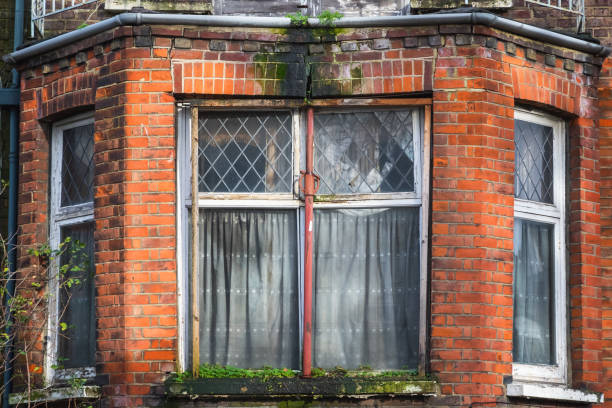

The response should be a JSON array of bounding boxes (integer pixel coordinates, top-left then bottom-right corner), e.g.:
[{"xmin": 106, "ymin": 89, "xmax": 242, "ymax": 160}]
[
  {"xmin": 302, "ymin": 108, "xmax": 315, "ymax": 377},
  {"xmin": 2, "ymin": 0, "xmax": 23, "ymax": 403}
]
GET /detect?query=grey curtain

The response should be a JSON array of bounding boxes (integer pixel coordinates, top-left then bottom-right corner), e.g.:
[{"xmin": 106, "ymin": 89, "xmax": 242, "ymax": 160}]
[
  {"xmin": 58, "ymin": 222, "xmax": 96, "ymax": 369},
  {"xmin": 513, "ymin": 218, "xmax": 555, "ymax": 365},
  {"xmin": 198, "ymin": 209, "xmax": 300, "ymax": 369},
  {"xmin": 312, "ymin": 207, "xmax": 420, "ymax": 369}
]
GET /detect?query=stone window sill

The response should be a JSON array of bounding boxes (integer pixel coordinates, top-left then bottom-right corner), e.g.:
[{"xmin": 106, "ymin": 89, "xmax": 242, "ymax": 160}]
[
  {"xmin": 9, "ymin": 385, "xmax": 100, "ymax": 405},
  {"xmin": 507, "ymin": 383, "xmax": 603, "ymax": 404},
  {"xmin": 166, "ymin": 377, "xmax": 439, "ymax": 398}
]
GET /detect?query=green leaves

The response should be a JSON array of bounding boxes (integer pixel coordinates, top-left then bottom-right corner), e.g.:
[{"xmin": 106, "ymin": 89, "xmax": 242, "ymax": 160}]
[
  {"xmin": 192, "ymin": 364, "xmax": 297, "ymax": 380},
  {"xmin": 286, "ymin": 11, "xmax": 308, "ymax": 27},
  {"xmin": 286, "ymin": 10, "xmax": 343, "ymax": 28},
  {"xmin": 317, "ymin": 10, "xmax": 342, "ymax": 27}
]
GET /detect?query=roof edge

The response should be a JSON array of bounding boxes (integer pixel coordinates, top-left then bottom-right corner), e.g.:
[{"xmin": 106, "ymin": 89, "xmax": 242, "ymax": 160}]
[{"xmin": 4, "ymin": 11, "xmax": 610, "ymax": 64}]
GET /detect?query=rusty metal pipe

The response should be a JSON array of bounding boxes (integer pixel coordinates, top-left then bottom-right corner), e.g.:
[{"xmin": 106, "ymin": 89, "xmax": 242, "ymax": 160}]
[{"xmin": 302, "ymin": 108, "xmax": 315, "ymax": 377}]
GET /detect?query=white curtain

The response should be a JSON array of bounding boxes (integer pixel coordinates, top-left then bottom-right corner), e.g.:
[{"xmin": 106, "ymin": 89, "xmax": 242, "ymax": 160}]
[
  {"xmin": 198, "ymin": 209, "xmax": 300, "ymax": 369},
  {"xmin": 513, "ymin": 218, "xmax": 554, "ymax": 365},
  {"xmin": 312, "ymin": 207, "xmax": 420, "ymax": 369}
]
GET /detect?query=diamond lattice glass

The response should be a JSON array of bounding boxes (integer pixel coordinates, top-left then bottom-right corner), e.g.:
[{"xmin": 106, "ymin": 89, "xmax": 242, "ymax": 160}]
[
  {"xmin": 61, "ymin": 124, "xmax": 94, "ymax": 207},
  {"xmin": 314, "ymin": 110, "xmax": 415, "ymax": 195},
  {"xmin": 514, "ymin": 119, "xmax": 554, "ymax": 204},
  {"xmin": 198, "ymin": 112, "xmax": 293, "ymax": 193}
]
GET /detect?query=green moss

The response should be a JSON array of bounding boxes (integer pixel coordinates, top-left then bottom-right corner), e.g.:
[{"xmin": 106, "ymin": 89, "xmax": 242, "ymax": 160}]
[
  {"xmin": 350, "ymin": 65, "xmax": 362, "ymax": 79},
  {"xmin": 175, "ymin": 364, "xmax": 298, "ymax": 381},
  {"xmin": 275, "ymin": 63, "xmax": 288, "ymax": 80},
  {"xmin": 253, "ymin": 53, "xmax": 268, "ymax": 65},
  {"xmin": 279, "ymin": 400, "xmax": 309, "ymax": 408}
]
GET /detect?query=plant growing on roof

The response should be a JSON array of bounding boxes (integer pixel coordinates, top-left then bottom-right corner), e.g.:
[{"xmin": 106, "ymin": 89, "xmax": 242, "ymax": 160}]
[
  {"xmin": 286, "ymin": 11, "xmax": 309, "ymax": 27},
  {"xmin": 317, "ymin": 10, "xmax": 343, "ymax": 27}
]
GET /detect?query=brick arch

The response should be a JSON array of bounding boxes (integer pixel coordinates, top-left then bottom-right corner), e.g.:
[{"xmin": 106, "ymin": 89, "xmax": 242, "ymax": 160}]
[{"xmin": 511, "ymin": 65, "xmax": 584, "ymax": 117}]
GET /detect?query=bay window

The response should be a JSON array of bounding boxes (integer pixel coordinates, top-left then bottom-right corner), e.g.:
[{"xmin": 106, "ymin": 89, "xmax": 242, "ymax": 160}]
[
  {"xmin": 178, "ymin": 101, "xmax": 429, "ymax": 373},
  {"xmin": 512, "ymin": 109, "xmax": 567, "ymax": 384}
]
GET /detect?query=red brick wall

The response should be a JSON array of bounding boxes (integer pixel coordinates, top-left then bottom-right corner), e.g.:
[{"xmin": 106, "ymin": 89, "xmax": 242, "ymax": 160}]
[
  {"xmin": 601, "ymin": 57, "xmax": 612, "ymax": 408},
  {"xmin": 19, "ymin": 27, "xmax": 178, "ymax": 406},
  {"xmin": 15, "ymin": 21, "xmax": 607, "ymax": 407},
  {"xmin": 430, "ymin": 33, "xmax": 514, "ymax": 403}
]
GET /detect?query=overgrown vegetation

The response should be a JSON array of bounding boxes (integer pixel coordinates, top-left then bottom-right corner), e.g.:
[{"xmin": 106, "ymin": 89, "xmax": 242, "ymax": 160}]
[
  {"xmin": 317, "ymin": 10, "xmax": 343, "ymax": 27},
  {"xmin": 286, "ymin": 10, "xmax": 343, "ymax": 28},
  {"xmin": 0, "ymin": 202, "xmax": 96, "ymax": 407},
  {"xmin": 174, "ymin": 363, "xmax": 431, "ymax": 382},
  {"xmin": 286, "ymin": 11, "xmax": 309, "ymax": 27},
  {"xmin": 174, "ymin": 364, "xmax": 297, "ymax": 382}
]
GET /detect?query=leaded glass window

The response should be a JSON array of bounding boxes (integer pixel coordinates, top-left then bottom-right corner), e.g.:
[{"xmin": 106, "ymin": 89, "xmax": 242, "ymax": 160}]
[
  {"xmin": 48, "ymin": 114, "xmax": 96, "ymax": 383},
  {"xmin": 198, "ymin": 112, "xmax": 293, "ymax": 193},
  {"xmin": 314, "ymin": 111, "xmax": 415, "ymax": 195},
  {"xmin": 183, "ymin": 105, "xmax": 427, "ymax": 374}
]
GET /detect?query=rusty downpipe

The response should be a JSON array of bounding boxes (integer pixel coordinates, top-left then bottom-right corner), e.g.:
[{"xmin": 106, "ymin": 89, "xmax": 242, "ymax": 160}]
[{"xmin": 301, "ymin": 107, "xmax": 318, "ymax": 377}]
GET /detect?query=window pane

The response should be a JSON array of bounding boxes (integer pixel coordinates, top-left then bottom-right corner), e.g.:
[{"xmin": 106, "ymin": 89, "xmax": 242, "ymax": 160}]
[
  {"xmin": 514, "ymin": 119, "xmax": 554, "ymax": 203},
  {"xmin": 314, "ymin": 110, "xmax": 415, "ymax": 194},
  {"xmin": 198, "ymin": 112, "xmax": 293, "ymax": 193},
  {"xmin": 197, "ymin": 209, "xmax": 299, "ymax": 368},
  {"xmin": 58, "ymin": 222, "xmax": 95, "ymax": 369},
  {"xmin": 513, "ymin": 218, "xmax": 555, "ymax": 365},
  {"xmin": 61, "ymin": 124, "xmax": 94, "ymax": 207},
  {"xmin": 312, "ymin": 207, "xmax": 420, "ymax": 369}
]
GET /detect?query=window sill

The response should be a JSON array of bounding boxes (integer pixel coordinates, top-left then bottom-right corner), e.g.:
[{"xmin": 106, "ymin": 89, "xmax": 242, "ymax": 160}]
[
  {"xmin": 507, "ymin": 383, "xmax": 603, "ymax": 404},
  {"xmin": 166, "ymin": 377, "xmax": 439, "ymax": 398},
  {"xmin": 9, "ymin": 385, "xmax": 100, "ymax": 405}
]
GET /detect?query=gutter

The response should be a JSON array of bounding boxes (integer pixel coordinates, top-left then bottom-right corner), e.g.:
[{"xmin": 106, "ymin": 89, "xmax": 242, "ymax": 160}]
[{"xmin": 3, "ymin": 11, "xmax": 610, "ymax": 64}]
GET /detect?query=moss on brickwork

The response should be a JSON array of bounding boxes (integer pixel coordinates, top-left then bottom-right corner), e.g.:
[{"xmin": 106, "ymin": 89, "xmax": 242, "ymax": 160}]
[
  {"xmin": 350, "ymin": 65, "xmax": 363, "ymax": 80},
  {"xmin": 253, "ymin": 48, "xmax": 306, "ymax": 97},
  {"xmin": 166, "ymin": 377, "xmax": 438, "ymax": 398}
]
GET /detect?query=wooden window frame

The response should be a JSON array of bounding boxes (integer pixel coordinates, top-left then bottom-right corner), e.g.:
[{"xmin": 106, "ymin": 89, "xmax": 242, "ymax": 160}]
[{"xmin": 176, "ymin": 98, "xmax": 431, "ymax": 374}]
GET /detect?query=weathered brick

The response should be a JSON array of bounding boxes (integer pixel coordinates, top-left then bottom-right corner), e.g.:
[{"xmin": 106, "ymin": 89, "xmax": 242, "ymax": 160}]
[
  {"xmin": 372, "ymin": 38, "xmax": 390, "ymax": 50},
  {"xmin": 428, "ymin": 35, "xmax": 442, "ymax": 47},
  {"xmin": 174, "ymin": 38, "xmax": 191, "ymax": 49},
  {"xmin": 309, "ymin": 43, "xmax": 325, "ymax": 54},
  {"xmin": 242, "ymin": 41, "xmax": 259, "ymax": 52},
  {"xmin": 526, "ymin": 48, "xmax": 537, "ymax": 61},
  {"xmin": 505, "ymin": 42, "xmax": 516, "ymax": 55},
  {"xmin": 455, "ymin": 34, "xmax": 472, "ymax": 46},
  {"xmin": 340, "ymin": 42, "xmax": 358, "ymax": 52},
  {"xmin": 209, "ymin": 40, "xmax": 227, "ymax": 51}
]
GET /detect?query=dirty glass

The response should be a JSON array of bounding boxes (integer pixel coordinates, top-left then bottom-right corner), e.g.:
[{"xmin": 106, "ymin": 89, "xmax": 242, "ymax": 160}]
[
  {"xmin": 513, "ymin": 218, "xmax": 555, "ymax": 365},
  {"xmin": 514, "ymin": 119, "xmax": 554, "ymax": 204},
  {"xmin": 58, "ymin": 222, "xmax": 96, "ymax": 369},
  {"xmin": 61, "ymin": 124, "xmax": 94, "ymax": 207},
  {"xmin": 314, "ymin": 110, "xmax": 415, "ymax": 195},
  {"xmin": 198, "ymin": 111, "xmax": 293, "ymax": 193},
  {"xmin": 312, "ymin": 207, "xmax": 420, "ymax": 369},
  {"xmin": 198, "ymin": 209, "xmax": 300, "ymax": 368}
]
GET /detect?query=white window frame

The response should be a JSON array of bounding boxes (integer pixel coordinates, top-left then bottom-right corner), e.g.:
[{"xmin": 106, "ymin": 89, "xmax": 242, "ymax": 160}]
[
  {"xmin": 45, "ymin": 112, "xmax": 95, "ymax": 384},
  {"xmin": 176, "ymin": 101, "xmax": 430, "ymax": 373},
  {"xmin": 512, "ymin": 108, "xmax": 567, "ymax": 385}
]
